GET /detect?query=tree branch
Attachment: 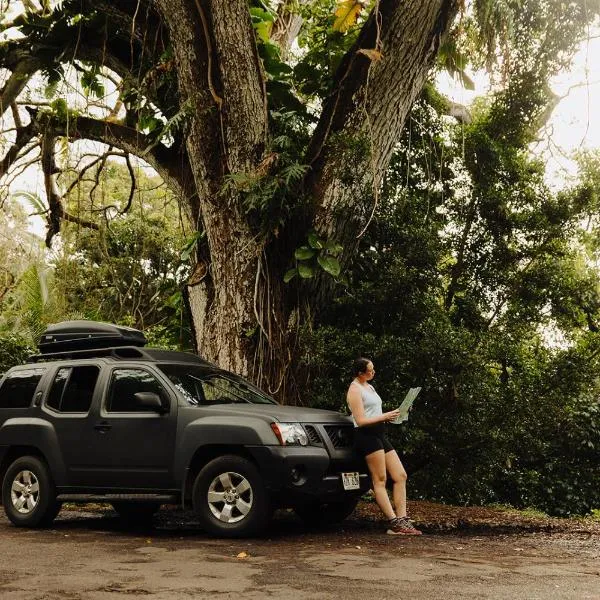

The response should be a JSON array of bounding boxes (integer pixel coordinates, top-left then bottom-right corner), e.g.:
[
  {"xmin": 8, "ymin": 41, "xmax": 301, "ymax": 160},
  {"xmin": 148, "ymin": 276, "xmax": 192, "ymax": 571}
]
[
  {"xmin": 59, "ymin": 150, "xmax": 125, "ymax": 198},
  {"xmin": 306, "ymin": 0, "xmax": 459, "ymax": 243},
  {"xmin": 270, "ymin": 0, "xmax": 309, "ymax": 60},
  {"xmin": 0, "ymin": 121, "xmax": 38, "ymax": 178},
  {"xmin": 40, "ymin": 130, "xmax": 65, "ymax": 245},
  {"xmin": 0, "ymin": 58, "xmax": 41, "ymax": 117},
  {"xmin": 121, "ymin": 152, "xmax": 137, "ymax": 214},
  {"xmin": 208, "ymin": 0, "xmax": 268, "ymax": 171},
  {"xmin": 40, "ymin": 112, "xmax": 194, "ymax": 203}
]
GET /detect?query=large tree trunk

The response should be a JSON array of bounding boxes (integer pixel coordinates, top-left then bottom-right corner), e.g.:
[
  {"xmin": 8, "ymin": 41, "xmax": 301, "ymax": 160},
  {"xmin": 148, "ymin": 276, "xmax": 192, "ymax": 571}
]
[{"xmin": 156, "ymin": 0, "xmax": 270, "ymax": 377}]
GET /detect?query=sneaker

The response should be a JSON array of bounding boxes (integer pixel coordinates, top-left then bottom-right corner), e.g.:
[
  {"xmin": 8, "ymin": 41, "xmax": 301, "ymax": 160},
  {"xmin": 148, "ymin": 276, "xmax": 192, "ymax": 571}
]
[{"xmin": 386, "ymin": 516, "xmax": 422, "ymax": 536}]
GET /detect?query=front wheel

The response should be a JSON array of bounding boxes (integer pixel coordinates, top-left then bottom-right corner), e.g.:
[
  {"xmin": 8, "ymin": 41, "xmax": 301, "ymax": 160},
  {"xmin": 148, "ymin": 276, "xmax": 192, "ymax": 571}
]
[
  {"xmin": 192, "ymin": 455, "xmax": 271, "ymax": 538},
  {"xmin": 2, "ymin": 456, "xmax": 61, "ymax": 528},
  {"xmin": 294, "ymin": 496, "xmax": 360, "ymax": 527}
]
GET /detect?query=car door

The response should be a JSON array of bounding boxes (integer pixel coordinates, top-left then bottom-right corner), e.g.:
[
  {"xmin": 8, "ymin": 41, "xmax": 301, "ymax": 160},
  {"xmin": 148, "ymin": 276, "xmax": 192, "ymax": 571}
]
[
  {"xmin": 77, "ymin": 365, "xmax": 178, "ymax": 490},
  {"xmin": 41, "ymin": 363, "xmax": 103, "ymax": 488}
]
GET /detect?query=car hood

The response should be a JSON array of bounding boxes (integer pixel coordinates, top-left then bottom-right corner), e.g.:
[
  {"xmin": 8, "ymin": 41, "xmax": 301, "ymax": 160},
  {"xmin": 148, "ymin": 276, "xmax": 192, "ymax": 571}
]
[{"xmin": 200, "ymin": 403, "xmax": 353, "ymax": 425}]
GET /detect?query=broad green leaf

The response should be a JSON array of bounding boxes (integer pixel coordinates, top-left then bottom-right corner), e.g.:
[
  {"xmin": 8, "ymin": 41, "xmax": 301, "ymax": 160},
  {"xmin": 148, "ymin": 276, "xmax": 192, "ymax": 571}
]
[
  {"xmin": 295, "ymin": 246, "xmax": 316, "ymax": 260},
  {"xmin": 325, "ymin": 241, "xmax": 343, "ymax": 256},
  {"xmin": 317, "ymin": 255, "xmax": 341, "ymax": 277},
  {"xmin": 283, "ymin": 268, "xmax": 297, "ymax": 283},
  {"xmin": 253, "ymin": 20, "xmax": 272, "ymax": 44},
  {"xmin": 308, "ymin": 232, "xmax": 324, "ymax": 249},
  {"xmin": 298, "ymin": 263, "xmax": 315, "ymax": 278},
  {"xmin": 180, "ymin": 231, "xmax": 205, "ymax": 261},
  {"xmin": 250, "ymin": 7, "xmax": 275, "ymax": 22}
]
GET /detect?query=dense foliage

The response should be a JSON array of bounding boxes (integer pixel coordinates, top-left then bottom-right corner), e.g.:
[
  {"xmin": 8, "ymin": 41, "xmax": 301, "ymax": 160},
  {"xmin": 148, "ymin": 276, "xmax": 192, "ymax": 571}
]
[{"xmin": 304, "ymin": 71, "xmax": 600, "ymax": 516}]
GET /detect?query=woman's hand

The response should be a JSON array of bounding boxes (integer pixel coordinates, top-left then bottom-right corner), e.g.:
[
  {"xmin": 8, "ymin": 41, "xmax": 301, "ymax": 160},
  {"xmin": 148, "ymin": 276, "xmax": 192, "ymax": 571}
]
[{"xmin": 382, "ymin": 409, "xmax": 401, "ymax": 423}]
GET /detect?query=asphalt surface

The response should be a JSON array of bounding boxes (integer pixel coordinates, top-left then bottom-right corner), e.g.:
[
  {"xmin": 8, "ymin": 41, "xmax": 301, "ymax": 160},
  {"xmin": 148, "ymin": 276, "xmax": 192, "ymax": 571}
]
[{"xmin": 0, "ymin": 507, "xmax": 598, "ymax": 599}]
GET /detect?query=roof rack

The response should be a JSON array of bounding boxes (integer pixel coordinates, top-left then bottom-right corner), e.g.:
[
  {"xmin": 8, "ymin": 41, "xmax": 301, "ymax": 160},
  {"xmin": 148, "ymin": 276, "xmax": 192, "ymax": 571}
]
[
  {"xmin": 27, "ymin": 345, "xmax": 150, "ymax": 363},
  {"xmin": 37, "ymin": 320, "xmax": 147, "ymax": 355}
]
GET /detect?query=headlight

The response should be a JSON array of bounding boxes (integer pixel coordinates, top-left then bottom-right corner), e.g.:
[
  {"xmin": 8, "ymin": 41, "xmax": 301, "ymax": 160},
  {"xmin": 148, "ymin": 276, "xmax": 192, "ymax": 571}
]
[{"xmin": 270, "ymin": 422, "xmax": 308, "ymax": 446}]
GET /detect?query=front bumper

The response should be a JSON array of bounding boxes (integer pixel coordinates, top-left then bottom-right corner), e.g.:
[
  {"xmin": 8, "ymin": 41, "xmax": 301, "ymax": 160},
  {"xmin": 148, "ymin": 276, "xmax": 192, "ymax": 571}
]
[{"xmin": 246, "ymin": 445, "xmax": 370, "ymax": 506}]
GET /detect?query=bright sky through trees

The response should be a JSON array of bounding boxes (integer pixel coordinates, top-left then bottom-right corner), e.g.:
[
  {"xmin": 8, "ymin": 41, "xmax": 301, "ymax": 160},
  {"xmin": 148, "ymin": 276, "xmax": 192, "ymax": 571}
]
[{"xmin": 439, "ymin": 32, "xmax": 600, "ymax": 189}]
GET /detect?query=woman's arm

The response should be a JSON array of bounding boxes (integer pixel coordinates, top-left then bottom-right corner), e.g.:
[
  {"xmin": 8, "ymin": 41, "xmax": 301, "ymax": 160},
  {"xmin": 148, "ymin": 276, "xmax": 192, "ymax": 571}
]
[{"xmin": 346, "ymin": 384, "xmax": 401, "ymax": 426}]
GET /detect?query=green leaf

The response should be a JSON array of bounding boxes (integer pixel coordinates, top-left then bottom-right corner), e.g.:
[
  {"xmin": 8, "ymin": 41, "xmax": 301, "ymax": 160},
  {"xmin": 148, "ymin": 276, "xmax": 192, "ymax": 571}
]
[
  {"xmin": 253, "ymin": 20, "xmax": 272, "ymax": 44},
  {"xmin": 308, "ymin": 232, "xmax": 324, "ymax": 249},
  {"xmin": 317, "ymin": 255, "xmax": 341, "ymax": 277},
  {"xmin": 298, "ymin": 263, "xmax": 315, "ymax": 278},
  {"xmin": 180, "ymin": 230, "xmax": 205, "ymax": 261},
  {"xmin": 50, "ymin": 98, "xmax": 69, "ymax": 119},
  {"xmin": 283, "ymin": 268, "xmax": 298, "ymax": 283},
  {"xmin": 250, "ymin": 7, "xmax": 275, "ymax": 22},
  {"xmin": 295, "ymin": 246, "xmax": 316, "ymax": 260},
  {"xmin": 324, "ymin": 240, "xmax": 343, "ymax": 256}
]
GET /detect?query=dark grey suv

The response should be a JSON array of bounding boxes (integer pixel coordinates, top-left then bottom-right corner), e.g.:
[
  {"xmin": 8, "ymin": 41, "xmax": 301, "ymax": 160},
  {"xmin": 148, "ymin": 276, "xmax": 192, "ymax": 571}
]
[{"xmin": 0, "ymin": 321, "xmax": 369, "ymax": 537}]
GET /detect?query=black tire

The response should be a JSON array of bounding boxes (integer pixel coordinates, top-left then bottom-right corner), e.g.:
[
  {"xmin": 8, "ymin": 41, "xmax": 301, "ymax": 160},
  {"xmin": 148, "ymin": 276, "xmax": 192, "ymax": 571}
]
[
  {"xmin": 1, "ymin": 456, "xmax": 60, "ymax": 528},
  {"xmin": 111, "ymin": 501, "xmax": 161, "ymax": 525},
  {"xmin": 192, "ymin": 455, "xmax": 271, "ymax": 538},
  {"xmin": 294, "ymin": 496, "xmax": 360, "ymax": 527}
]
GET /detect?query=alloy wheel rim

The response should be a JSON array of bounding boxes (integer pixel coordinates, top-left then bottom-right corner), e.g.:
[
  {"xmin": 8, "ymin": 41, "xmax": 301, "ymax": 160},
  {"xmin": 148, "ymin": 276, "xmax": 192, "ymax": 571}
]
[
  {"xmin": 11, "ymin": 470, "xmax": 40, "ymax": 514},
  {"xmin": 207, "ymin": 471, "xmax": 253, "ymax": 523}
]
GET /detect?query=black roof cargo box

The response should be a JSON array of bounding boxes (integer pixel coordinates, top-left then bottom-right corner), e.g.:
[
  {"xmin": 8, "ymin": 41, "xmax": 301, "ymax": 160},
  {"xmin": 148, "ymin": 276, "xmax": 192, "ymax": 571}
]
[{"xmin": 38, "ymin": 321, "xmax": 147, "ymax": 354}]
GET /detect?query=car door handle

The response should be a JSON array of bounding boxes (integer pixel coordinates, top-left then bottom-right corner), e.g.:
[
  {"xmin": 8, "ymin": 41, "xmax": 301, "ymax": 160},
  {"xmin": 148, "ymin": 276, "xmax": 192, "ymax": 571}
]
[{"xmin": 94, "ymin": 421, "xmax": 112, "ymax": 433}]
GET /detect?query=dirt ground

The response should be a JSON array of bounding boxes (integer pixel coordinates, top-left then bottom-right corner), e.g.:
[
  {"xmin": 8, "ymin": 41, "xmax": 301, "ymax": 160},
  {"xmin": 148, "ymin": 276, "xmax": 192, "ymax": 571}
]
[{"xmin": 0, "ymin": 501, "xmax": 598, "ymax": 600}]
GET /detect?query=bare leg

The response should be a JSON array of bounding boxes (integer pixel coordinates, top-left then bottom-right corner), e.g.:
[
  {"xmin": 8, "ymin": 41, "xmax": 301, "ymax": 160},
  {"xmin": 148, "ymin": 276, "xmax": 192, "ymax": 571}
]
[
  {"xmin": 385, "ymin": 450, "xmax": 408, "ymax": 518},
  {"xmin": 365, "ymin": 450, "xmax": 396, "ymax": 520}
]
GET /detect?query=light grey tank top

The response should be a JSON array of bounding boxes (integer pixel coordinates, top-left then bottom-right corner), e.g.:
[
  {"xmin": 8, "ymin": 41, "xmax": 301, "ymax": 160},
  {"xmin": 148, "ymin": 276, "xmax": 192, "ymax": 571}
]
[{"xmin": 350, "ymin": 381, "xmax": 383, "ymax": 427}]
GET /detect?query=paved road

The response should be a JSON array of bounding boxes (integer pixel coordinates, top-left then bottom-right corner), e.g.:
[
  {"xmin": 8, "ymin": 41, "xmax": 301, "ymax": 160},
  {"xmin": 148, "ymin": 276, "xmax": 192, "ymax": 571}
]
[{"xmin": 0, "ymin": 508, "xmax": 598, "ymax": 599}]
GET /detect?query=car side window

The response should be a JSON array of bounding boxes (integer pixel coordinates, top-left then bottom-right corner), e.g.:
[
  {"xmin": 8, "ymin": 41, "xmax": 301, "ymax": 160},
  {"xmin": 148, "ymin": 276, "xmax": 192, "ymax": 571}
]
[
  {"xmin": 46, "ymin": 366, "xmax": 99, "ymax": 413},
  {"xmin": 0, "ymin": 368, "xmax": 45, "ymax": 408},
  {"xmin": 107, "ymin": 368, "xmax": 169, "ymax": 413}
]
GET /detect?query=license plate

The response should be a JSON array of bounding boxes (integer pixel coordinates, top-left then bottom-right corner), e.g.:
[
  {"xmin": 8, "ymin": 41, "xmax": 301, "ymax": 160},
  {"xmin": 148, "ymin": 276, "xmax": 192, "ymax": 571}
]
[{"xmin": 341, "ymin": 471, "xmax": 360, "ymax": 491}]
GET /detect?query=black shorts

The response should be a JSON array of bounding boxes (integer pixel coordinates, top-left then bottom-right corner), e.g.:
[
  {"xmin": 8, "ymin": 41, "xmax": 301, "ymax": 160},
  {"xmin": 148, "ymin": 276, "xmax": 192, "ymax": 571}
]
[{"xmin": 353, "ymin": 423, "xmax": 394, "ymax": 457}]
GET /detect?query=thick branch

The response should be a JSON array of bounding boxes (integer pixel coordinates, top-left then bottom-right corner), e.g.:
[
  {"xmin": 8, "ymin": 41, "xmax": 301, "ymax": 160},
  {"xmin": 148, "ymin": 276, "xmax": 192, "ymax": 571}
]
[
  {"xmin": 41, "ymin": 130, "xmax": 65, "ymax": 245},
  {"xmin": 306, "ymin": 0, "xmax": 459, "ymax": 247},
  {"xmin": 44, "ymin": 113, "xmax": 194, "ymax": 203},
  {"xmin": 0, "ymin": 58, "xmax": 41, "ymax": 117},
  {"xmin": 0, "ymin": 121, "xmax": 38, "ymax": 178},
  {"xmin": 271, "ymin": 0, "xmax": 308, "ymax": 60},
  {"xmin": 208, "ymin": 0, "xmax": 268, "ymax": 171},
  {"xmin": 152, "ymin": 0, "xmax": 220, "ymax": 185}
]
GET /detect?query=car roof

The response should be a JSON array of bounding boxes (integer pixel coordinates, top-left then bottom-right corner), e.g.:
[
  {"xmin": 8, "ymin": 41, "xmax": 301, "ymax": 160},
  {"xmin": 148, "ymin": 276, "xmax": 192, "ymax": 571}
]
[{"xmin": 18, "ymin": 346, "xmax": 213, "ymax": 368}]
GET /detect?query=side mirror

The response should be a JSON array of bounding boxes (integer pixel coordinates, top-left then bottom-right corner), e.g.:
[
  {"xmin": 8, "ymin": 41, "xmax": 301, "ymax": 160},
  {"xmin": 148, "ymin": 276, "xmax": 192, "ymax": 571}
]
[{"xmin": 133, "ymin": 391, "xmax": 167, "ymax": 414}]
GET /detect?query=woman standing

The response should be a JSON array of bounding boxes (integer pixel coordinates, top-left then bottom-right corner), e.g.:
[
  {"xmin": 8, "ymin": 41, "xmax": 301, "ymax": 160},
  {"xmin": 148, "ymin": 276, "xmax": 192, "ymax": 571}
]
[{"xmin": 346, "ymin": 357, "xmax": 422, "ymax": 535}]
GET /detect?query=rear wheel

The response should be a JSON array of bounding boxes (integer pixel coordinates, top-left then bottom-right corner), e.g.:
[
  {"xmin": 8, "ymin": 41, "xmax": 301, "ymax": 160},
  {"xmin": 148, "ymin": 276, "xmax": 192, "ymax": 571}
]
[
  {"xmin": 2, "ymin": 456, "xmax": 61, "ymax": 528},
  {"xmin": 192, "ymin": 455, "xmax": 271, "ymax": 538},
  {"xmin": 294, "ymin": 496, "xmax": 360, "ymax": 527}
]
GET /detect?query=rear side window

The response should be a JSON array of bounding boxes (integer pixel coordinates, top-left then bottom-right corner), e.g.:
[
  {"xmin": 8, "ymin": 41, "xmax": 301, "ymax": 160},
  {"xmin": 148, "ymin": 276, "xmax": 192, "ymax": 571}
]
[
  {"xmin": 46, "ymin": 366, "xmax": 99, "ymax": 413},
  {"xmin": 0, "ymin": 369, "xmax": 45, "ymax": 408}
]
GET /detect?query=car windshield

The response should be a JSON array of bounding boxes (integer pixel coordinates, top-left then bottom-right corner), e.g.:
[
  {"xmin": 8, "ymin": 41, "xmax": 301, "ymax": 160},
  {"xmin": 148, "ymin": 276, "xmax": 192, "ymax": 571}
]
[{"xmin": 158, "ymin": 364, "xmax": 277, "ymax": 406}]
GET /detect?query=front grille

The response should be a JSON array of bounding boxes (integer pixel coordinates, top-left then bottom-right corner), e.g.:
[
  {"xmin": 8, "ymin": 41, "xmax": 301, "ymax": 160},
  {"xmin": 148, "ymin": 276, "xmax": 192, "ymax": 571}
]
[
  {"xmin": 323, "ymin": 425, "xmax": 354, "ymax": 449},
  {"xmin": 304, "ymin": 424, "xmax": 322, "ymax": 445}
]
